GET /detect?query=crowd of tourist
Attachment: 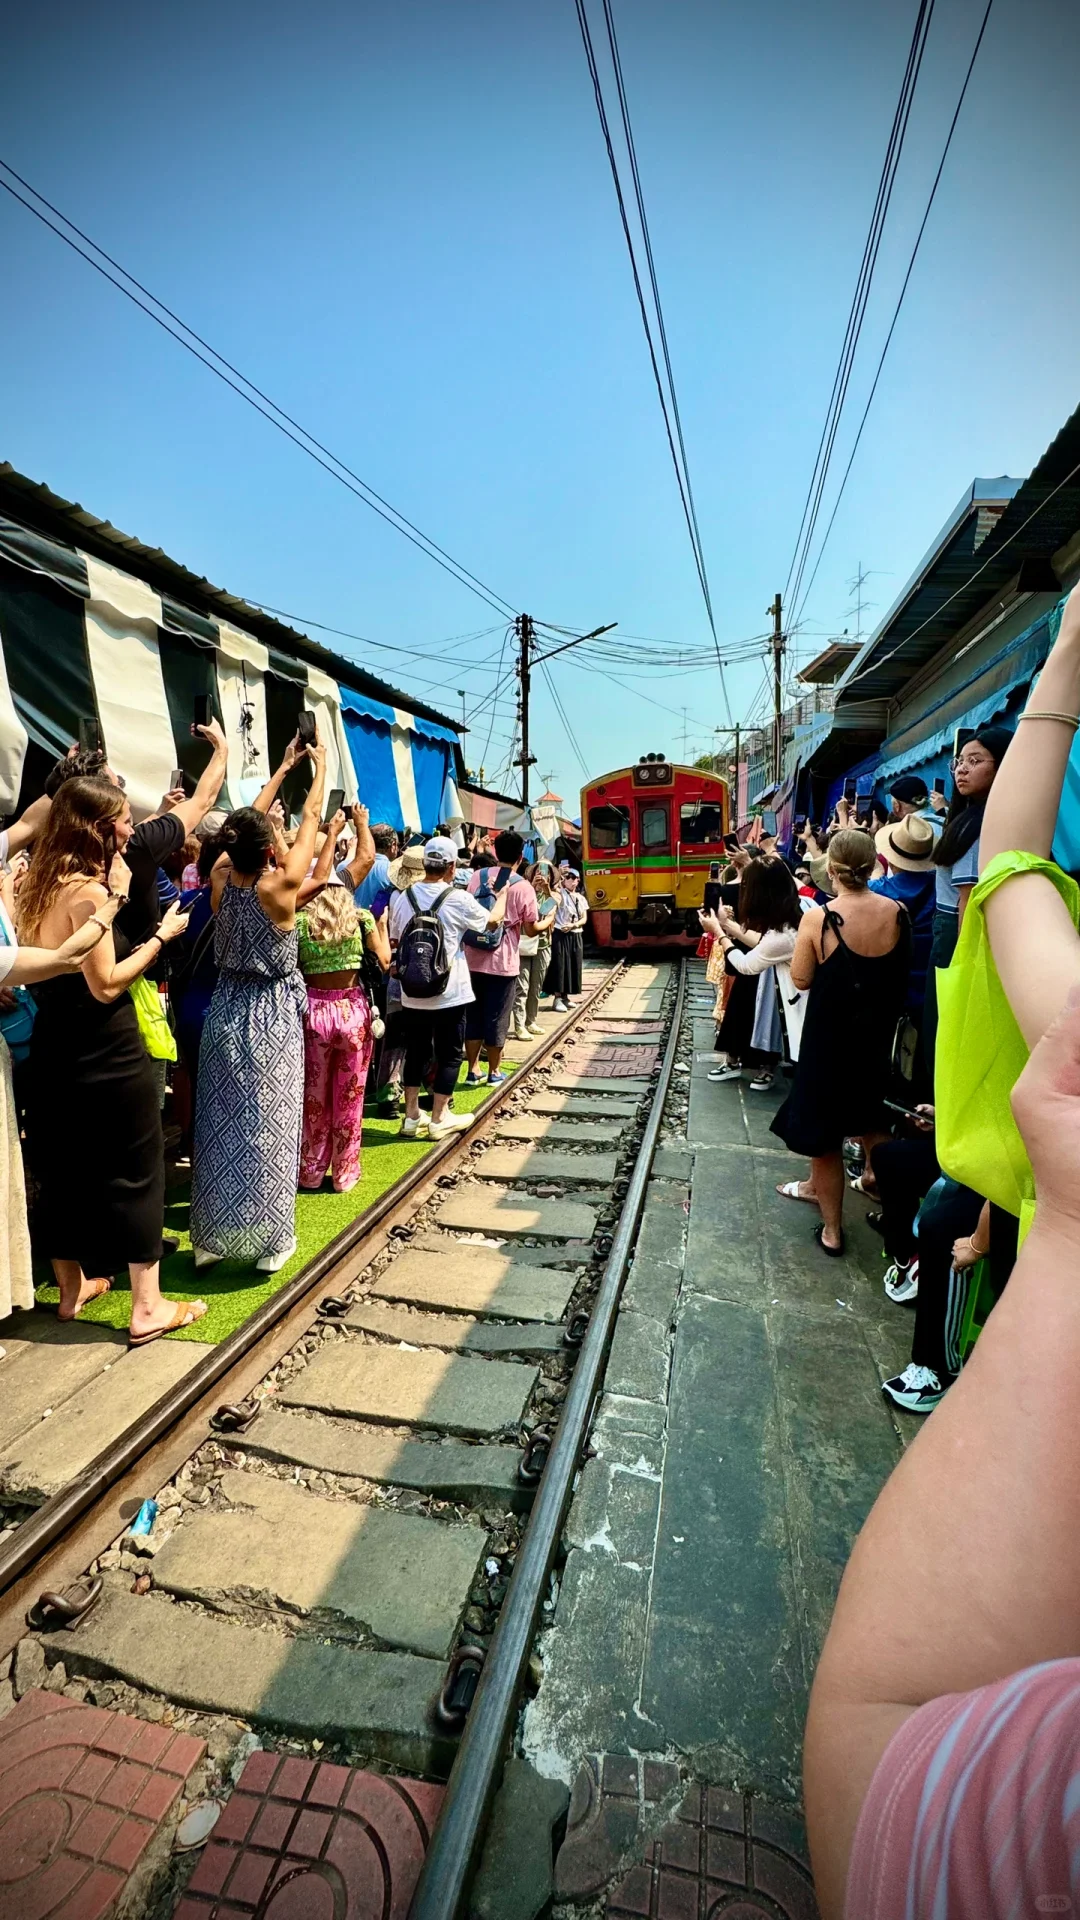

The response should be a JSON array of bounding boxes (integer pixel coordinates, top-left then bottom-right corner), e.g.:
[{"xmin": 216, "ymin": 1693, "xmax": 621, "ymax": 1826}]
[
  {"xmin": 0, "ymin": 722, "xmax": 586, "ymax": 1342},
  {"xmin": 698, "ymin": 585, "xmax": 1080, "ymax": 1915}
]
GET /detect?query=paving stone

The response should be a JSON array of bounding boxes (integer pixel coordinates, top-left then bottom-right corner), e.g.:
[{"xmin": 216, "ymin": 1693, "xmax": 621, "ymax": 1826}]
[
  {"xmin": 435, "ymin": 1188, "xmax": 600, "ymax": 1241},
  {"xmin": 522, "ymin": 1552, "xmax": 656, "ymax": 1770},
  {"xmin": 604, "ymin": 1312, "xmax": 671, "ymax": 1404},
  {"xmin": 472, "ymin": 1757, "xmax": 570, "ymax": 1920},
  {"xmin": 495, "ymin": 1114, "xmax": 626, "ymax": 1145},
  {"xmin": 151, "ymin": 1470, "xmax": 486, "ymax": 1658},
  {"xmin": 372, "ymin": 1246, "xmax": 581, "ymax": 1321},
  {"xmin": 561, "ymin": 1050, "xmax": 659, "ymax": 1077},
  {"xmin": 546, "ymin": 1076, "xmax": 653, "ymax": 1095},
  {"xmin": 0, "ymin": 1316, "xmax": 127, "ymax": 1451},
  {"xmin": 604, "ymin": 1783, "xmax": 819, "ymax": 1919},
  {"xmin": 0, "ymin": 1339, "xmax": 214, "ymax": 1504},
  {"xmin": 241, "ymin": 1408, "xmax": 529, "ymax": 1509},
  {"xmin": 582, "ymin": 1031, "xmax": 664, "ymax": 1046},
  {"xmin": 0, "ymin": 1687, "xmax": 204, "ymax": 1920},
  {"xmin": 652, "ymin": 1147, "xmax": 694, "ymax": 1181},
  {"xmin": 42, "ymin": 1588, "xmax": 451, "ymax": 1773},
  {"xmin": 565, "ymin": 1450, "xmax": 663, "ymax": 1567},
  {"xmin": 554, "ymin": 1753, "xmax": 683, "ymax": 1898},
  {"xmin": 474, "ymin": 1147, "xmax": 619, "ymax": 1187},
  {"xmin": 344, "ymin": 1300, "xmax": 565, "ymax": 1356},
  {"xmin": 532, "ymin": 1092, "xmax": 640, "ymax": 1119},
  {"xmin": 175, "ymin": 1750, "xmax": 444, "ymax": 1920},
  {"xmin": 278, "ymin": 1341, "xmax": 538, "ymax": 1437}
]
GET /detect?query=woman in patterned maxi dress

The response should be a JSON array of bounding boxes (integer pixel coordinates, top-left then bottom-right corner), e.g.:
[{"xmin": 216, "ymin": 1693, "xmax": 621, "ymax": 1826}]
[{"xmin": 190, "ymin": 741, "xmax": 326, "ymax": 1273}]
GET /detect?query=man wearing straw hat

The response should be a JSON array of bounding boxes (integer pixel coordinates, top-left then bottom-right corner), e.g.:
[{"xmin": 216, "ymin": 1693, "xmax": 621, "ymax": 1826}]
[{"xmin": 870, "ymin": 812, "xmax": 937, "ymax": 1023}]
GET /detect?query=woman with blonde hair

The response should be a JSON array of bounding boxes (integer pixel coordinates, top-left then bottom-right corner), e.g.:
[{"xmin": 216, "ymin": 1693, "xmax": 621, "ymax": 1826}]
[
  {"xmin": 296, "ymin": 876, "xmax": 390, "ymax": 1191},
  {"xmin": 16, "ymin": 777, "xmax": 202, "ymax": 1340},
  {"xmin": 770, "ymin": 828, "xmax": 910, "ymax": 1256}
]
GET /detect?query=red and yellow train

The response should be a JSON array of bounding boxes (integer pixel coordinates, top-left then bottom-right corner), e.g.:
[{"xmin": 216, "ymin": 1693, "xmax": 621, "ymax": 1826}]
[{"xmin": 581, "ymin": 755, "xmax": 731, "ymax": 948}]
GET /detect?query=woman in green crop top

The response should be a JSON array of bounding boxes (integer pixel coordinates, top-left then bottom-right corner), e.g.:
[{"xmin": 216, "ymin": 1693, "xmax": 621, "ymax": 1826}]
[{"xmin": 296, "ymin": 882, "xmax": 390, "ymax": 1191}]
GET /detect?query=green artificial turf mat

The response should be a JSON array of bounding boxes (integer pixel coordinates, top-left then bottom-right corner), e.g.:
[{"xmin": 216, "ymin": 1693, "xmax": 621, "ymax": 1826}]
[{"xmin": 33, "ymin": 1057, "xmax": 523, "ymax": 1343}]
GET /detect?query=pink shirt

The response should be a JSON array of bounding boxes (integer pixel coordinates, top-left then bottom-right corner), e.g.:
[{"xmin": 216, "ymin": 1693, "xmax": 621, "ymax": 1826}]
[
  {"xmin": 465, "ymin": 869, "xmax": 539, "ymax": 977},
  {"xmin": 846, "ymin": 1658, "xmax": 1080, "ymax": 1918}
]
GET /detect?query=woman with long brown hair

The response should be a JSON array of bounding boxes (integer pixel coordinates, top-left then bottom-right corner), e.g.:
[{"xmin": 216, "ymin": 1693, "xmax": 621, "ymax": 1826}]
[{"xmin": 16, "ymin": 777, "xmax": 204, "ymax": 1341}]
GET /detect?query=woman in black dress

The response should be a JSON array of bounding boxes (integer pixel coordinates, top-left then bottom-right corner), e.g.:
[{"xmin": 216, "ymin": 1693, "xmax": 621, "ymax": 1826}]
[
  {"xmin": 771, "ymin": 829, "xmax": 910, "ymax": 1257},
  {"xmin": 17, "ymin": 777, "xmax": 206, "ymax": 1342}
]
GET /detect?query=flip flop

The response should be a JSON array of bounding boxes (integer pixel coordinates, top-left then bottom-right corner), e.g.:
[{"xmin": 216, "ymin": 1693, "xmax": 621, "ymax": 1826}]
[
  {"xmin": 776, "ymin": 1181, "xmax": 816, "ymax": 1204},
  {"xmin": 57, "ymin": 1278, "xmax": 111, "ymax": 1322},
  {"xmin": 128, "ymin": 1298, "xmax": 207, "ymax": 1349},
  {"xmin": 813, "ymin": 1222, "xmax": 846, "ymax": 1259}
]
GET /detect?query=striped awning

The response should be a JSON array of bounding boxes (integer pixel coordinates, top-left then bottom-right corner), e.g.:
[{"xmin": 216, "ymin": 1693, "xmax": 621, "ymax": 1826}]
[{"xmin": 0, "ymin": 518, "xmax": 457, "ymax": 832}]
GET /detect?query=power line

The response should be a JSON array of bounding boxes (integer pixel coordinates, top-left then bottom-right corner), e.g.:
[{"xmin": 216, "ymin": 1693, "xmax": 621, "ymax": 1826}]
[
  {"xmin": 785, "ymin": 0, "xmax": 936, "ymax": 616},
  {"xmin": 573, "ymin": 0, "xmax": 731, "ymax": 723},
  {"xmin": 0, "ymin": 157, "xmax": 518, "ymax": 620},
  {"xmin": 793, "ymin": 0, "xmax": 996, "ymax": 626},
  {"xmin": 539, "ymin": 660, "xmax": 590, "ymax": 778}
]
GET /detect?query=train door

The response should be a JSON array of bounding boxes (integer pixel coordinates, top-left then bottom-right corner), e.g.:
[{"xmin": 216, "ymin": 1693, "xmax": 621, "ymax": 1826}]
[
  {"xmin": 636, "ymin": 796, "xmax": 673, "ymax": 901},
  {"xmin": 675, "ymin": 791, "xmax": 726, "ymax": 907},
  {"xmin": 584, "ymin": 796, "xmax": 634, "ymax": 911}
]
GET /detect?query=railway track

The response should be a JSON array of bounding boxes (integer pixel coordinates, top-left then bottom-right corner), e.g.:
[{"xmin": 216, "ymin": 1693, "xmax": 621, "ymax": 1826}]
[{"xmin": 0, "ymin": 957, "xmax": 684, "ymax": 1920}]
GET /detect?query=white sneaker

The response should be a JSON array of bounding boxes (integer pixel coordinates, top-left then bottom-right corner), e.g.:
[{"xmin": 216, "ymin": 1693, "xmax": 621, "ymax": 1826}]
[
  {"xmin": 512, "ymin": 1025, "xmax": 530, "ymax": 1043},
  {"xmin": 526, "ymin": 1024, "xmax": 545, "ymax": 1037},
  {"xmin": 193, "ymin": 1247, "xmax": 223, "ymax": 1271},
  {"xmin": 428, "ymin": 1111, "xmax": 475, "ymax": 1141},
  {"xmin": 882, "ymin": 1361, "xmax": 946, "ymax": 1413},
  {"xmin": 401, "ymin": 1116, "xmax": 429, "ymax": 1138},
  {"xmin": 708, "ymin": 1066, "xmax": 743, "ymax": 1082},
  {"xmin": 257, "ymin": 1235, "xmax": 297, "ymax": 1274},
  {"xmin": 883, "ymin": 1257, "xmax": 919, "ymax": 1304},
  {"xmin": 552, "ymin": 998, "xmax": 569, "ymax": 1013}
]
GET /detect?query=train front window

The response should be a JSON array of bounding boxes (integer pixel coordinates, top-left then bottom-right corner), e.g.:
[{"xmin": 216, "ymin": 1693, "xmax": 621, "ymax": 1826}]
[
  {"xmin": 588, "ymin": 803, "xmax": 630, "ymax": 851},
  {"xmin": 640, "ymin": 803, "xmax": 670, "ymax": 849},
  {"xmin": 681, "ymin": 800, "xmax": 724, "ymax": 845}
]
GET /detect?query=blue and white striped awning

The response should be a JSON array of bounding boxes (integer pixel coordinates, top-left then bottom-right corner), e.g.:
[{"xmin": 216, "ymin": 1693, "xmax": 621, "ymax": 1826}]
[{"xmin": 0, "ymin": 517, "xmax": 460, "ymax": 834}]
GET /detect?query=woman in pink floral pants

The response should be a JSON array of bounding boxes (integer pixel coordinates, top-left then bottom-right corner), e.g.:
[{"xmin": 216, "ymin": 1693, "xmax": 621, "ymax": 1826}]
[{"xmin": 296, "ymin": 885, "xmax": 389, "ymax": 1192}]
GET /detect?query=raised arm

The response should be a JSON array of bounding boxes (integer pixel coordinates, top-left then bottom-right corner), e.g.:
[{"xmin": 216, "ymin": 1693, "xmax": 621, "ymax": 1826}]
[
  {"xmin": 4, "ymin": 792, "xmax": 52, "ymax": 858},
  {"xmin": 270, "ymin": 742, "xmax": 327, "ymax": 894},
  {"xmin": 170, "ymin": 720, "xmax": 229, "ymax": 834},
  {"xmin": 979, "ymin": 584, "xmax": 1080, "ymax": 1046},
  {"xmin": 296, "ymin": 811, "xmax": 344, "ymax": 906},
  {"xmin": 252, "ymin": 733, "xmax": 303, "ymax": 816},
  {"xmin": 804, "ymin": 991, "xmax": 1080, "ymax": 1918},
  {"xmin": 337, "ymin": 804, "xmax": 376, "ymax": 892},
  {"xmin": 79, "ymin": 886, "xmax": 190, "ymax": 1003},
  {"xmin": 5, "ymin": 887, "xmax": 124, "ymax": 984}
]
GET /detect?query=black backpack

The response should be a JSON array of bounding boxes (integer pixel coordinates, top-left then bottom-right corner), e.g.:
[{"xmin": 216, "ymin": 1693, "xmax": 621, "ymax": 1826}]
[{"xmin": 397, "ymin": 886, "xmax": 453, "ymax": 997}]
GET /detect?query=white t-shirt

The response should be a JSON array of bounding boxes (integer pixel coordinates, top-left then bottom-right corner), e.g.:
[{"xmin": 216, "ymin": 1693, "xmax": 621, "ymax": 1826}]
[{"xmin": 388, "ymin": 880, "xmax": 491, "ymax": 1011}]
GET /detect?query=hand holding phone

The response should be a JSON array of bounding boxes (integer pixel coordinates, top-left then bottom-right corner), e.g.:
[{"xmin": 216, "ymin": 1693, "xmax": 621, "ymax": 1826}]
[
  {"xmin": 323, "ymin": 787, "xmax": 345, "ymax": 827},
  {"xmin": 297, "ymin": 709, "xmax": 317, "ymax": 748},
  {"xmin": 192, "ymin": 694, "xmax": 212, "ymax": 733}
]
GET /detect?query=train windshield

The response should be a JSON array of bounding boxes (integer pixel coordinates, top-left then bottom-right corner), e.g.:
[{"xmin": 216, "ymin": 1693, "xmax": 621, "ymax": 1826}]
[
  {"xmin": 588, "ymin": 803, "xmax": 631, "ymax": 850},
  {"xmin": 681, "ymin": 800, "xmax": 725, "ymax": 845},
  {"xmin": 640, "ymin": 803, "xmax": 670, "ymax": 849}
]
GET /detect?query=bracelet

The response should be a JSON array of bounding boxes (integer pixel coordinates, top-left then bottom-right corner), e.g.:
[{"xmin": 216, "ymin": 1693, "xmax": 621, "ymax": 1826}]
[
  {"xmin": 1018, "ymin": 710, "xmax": 1080, "ymax": 729},
  {"xmin": 963, "ymin": 1236, "xmax": 987, "ymax": 1258}
]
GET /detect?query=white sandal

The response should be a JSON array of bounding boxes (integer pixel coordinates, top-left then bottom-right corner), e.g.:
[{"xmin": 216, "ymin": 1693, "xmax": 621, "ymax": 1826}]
[{"xmin": 776, "ymin": 1180, "xmax": 816, "ymax": 1204}]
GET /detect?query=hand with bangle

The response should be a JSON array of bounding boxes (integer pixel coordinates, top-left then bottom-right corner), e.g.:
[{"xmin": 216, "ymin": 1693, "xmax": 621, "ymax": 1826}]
[{"xmin": 952, "ymin": 1231, "xmax": 988, "ymax": 1271}]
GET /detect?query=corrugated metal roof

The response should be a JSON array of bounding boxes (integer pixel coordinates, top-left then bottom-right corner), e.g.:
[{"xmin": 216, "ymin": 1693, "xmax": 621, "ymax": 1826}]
[
  {"xmin": 835, "ymin": 406, "xmax": 1080, "ymax": 708},
  {"xmin": 0, "ymin": 463, "xmax": 463, "ymax": 735}
]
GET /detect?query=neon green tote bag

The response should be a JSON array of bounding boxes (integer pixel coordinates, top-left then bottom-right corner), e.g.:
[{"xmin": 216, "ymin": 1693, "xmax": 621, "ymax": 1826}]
[{"xmin": 934, "ymin": 849, "xmax": 1080, "ymax": 1235}]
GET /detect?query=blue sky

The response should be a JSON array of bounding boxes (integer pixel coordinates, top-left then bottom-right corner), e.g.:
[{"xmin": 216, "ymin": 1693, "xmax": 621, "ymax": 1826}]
[{"xmin": 2, "ymin": 0, "xmax": 1078, "ymax": 806}]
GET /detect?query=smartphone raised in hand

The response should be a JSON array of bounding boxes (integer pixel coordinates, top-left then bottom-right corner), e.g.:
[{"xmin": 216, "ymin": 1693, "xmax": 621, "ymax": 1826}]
[
  {"xmin": 192, "ymin": 693, "xmax": 213, "ymax": 734},
  {"xmin": 78, "ymin": 715, "xmax": 103, "ymax": 756},
  {"xmin": 297, "ymin": 709, "xmax": 317, "ymax": 748},
  {"xmin": 323, "ymin": 787, "xmax": 345, "ymax": 826}
]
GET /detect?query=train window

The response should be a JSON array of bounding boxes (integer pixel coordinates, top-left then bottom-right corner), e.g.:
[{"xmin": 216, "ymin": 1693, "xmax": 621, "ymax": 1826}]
[
  {"xmin": 640, "ymin": 803, "xmax": 670, "ymax": 849},
  {"xmin": 588, "ymin": 803, "xmax": 631, "ymax": 850},
  {"xmin": 681, "ymin": 801, "xmax": 724, "ymax": 845}
]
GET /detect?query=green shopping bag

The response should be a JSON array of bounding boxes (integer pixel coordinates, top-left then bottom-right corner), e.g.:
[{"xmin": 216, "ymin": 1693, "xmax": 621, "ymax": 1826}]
[
  {"xmin": 129, "ymin": 974, "xmax": 177, "ymax": 1062},
  {"xmin": 934, "ymin": 849, "xmax": 1080, "ymax": 1236}
]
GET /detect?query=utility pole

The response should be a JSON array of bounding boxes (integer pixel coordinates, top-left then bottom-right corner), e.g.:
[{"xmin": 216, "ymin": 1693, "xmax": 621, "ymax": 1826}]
[
  {"xmin": 769, "ymin": 592, "xmax": 785, "ymax": 786},
  {"xmin": 515, "ymin": 613, "xmax": 537, "ymax": 809},
  {"xmin": 457, "ymin": 689, "xmax": 466, "ymax": 733}
]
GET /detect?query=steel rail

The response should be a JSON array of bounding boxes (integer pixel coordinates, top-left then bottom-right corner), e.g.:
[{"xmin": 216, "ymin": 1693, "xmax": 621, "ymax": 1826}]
[
  {"xmin": 409, "ymin": 958, "xmax": 686, "ymax": 1920},
  {"xmin": 0, "ymin": 961, "xmax": 624, "ymax": 1602}
]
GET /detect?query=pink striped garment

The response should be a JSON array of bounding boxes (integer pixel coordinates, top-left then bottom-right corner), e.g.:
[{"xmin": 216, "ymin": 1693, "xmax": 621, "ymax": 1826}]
[{"xmin": 846, "ymin": 1658, "xmax": 1080, "ymax": 1918}]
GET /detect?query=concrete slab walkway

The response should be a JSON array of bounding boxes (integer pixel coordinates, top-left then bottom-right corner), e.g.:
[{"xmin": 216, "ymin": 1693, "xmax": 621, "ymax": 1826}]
[{"xmin": 525, "ymin": 965, "xmax": 909, "ymax": 1913}]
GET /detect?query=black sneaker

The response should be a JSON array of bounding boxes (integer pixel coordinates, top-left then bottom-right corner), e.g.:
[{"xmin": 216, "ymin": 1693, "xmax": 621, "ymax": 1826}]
[{"xmin": 882, "ymin": 1362, "xmax": 947, "ymax": 1413}]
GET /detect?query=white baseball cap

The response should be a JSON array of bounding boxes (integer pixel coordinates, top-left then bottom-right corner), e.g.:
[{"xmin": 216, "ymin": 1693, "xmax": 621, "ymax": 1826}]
[{"xmin": 423, "ymin": 835, "xmax": 459, "ymax": 867}]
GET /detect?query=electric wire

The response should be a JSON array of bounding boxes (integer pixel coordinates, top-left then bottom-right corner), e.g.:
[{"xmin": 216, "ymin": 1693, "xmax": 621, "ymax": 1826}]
[
  {"xmin": 793, "ymin": 0, "xmax": 996, "ymax": 627},
  {"xmin": 573, "ymin": 0, "xmax": 731, "ymax": 721},
  {"xmin": 785, "ymin": 0, "xmax": 936, "ymax": 617},
  {"xmin": 0, "ymin": 158, "xmax": 518, "ymax": 620},
  {"xmin": 539, "ymin": 660, "xmax": 590, "ymax": 777}
]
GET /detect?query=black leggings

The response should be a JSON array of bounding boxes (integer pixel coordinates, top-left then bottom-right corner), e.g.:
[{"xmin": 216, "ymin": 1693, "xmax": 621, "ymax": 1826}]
[
  {"xmin": 907, "ymin": 1182, "xmax": 1018, "ymax": 1382},
  {"xmin": 871, "ymin": 1134, "xmax": 940, "ymax": 1266}
]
